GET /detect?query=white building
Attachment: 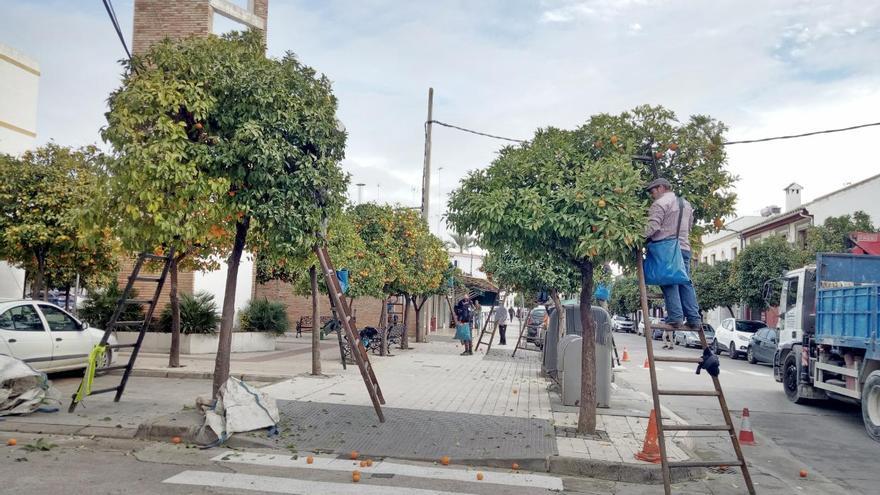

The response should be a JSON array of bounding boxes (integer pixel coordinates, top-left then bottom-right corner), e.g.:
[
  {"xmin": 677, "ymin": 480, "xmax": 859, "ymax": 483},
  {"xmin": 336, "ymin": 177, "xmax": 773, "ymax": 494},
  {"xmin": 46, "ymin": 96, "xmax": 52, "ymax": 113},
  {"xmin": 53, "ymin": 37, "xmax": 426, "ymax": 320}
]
[{"xmin": 0, "ymin": 43, "xmax": 40, "ymax": 299}]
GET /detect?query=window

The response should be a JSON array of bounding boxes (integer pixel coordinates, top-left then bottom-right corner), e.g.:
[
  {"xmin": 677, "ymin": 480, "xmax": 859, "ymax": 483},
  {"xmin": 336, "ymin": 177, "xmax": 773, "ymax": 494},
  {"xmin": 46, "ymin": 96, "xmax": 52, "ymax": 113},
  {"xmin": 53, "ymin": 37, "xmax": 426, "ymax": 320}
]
[
  {"xmin": 702, "ymin": 257, "xmax": 708, "ymax": 264},
  {"xmin": 38, "ymin": 305, "xmax": 80, "ymax": 332},
  {"xmin": 786, "ymin": 278, "xmax": 799, "ymax": 309},
  {"xmin": 735, "ymin": 320, "xmax": 766, "ymax": 333},
  {"xmin": 710, "ymin": 254, "xmax": 716, "ymax": 265},
  {"xmin": 755, "ymin": 328, "xmax": 769, "ymax": 339},
  {"xmin": 0, "ymin": 305, "xmax": 44, "ymax": 332},
  {"xmin": 731, "ymin": 247, "xmax": 737, "ymax": 259}
]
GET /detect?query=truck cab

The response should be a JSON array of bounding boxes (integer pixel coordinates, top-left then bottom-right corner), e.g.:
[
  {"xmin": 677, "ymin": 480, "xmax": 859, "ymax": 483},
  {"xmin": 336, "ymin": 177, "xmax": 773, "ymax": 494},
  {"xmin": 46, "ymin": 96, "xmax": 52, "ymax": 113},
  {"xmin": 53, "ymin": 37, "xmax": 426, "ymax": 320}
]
[{"xmin": 775, "ymin": 266, "xmax": 816, "ymax": 346}]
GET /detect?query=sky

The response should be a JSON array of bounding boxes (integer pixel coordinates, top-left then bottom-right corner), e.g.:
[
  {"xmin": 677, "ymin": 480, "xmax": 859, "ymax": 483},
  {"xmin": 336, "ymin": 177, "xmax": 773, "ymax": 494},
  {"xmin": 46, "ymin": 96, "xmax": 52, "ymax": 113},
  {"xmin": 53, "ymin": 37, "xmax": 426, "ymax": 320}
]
[{"xmin": 2, "ymin": 0, "xmax": 880, "ymax": 240}]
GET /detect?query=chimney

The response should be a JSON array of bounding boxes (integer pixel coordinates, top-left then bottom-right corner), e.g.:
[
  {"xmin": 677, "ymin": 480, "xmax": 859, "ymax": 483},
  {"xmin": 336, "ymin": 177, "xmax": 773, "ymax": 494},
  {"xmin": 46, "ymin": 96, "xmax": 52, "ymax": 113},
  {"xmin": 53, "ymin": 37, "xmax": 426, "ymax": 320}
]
[{"xmin": 784, "ymin": 183, "xmax": 803, "ymax": 211}]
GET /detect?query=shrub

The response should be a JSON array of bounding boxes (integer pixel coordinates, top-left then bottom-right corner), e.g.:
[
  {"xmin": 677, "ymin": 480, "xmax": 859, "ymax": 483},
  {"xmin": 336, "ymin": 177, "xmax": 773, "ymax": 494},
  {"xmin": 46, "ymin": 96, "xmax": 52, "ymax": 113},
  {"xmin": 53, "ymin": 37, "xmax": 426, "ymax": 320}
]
[
  {"xmin": 240, "ymin": 298, "xmax": 288, "ymax": 335},
  {"xmin": 79, "ymin": 280, "xmax": 144, "ymax": 330},
  {"xmin": 158, "ymin": 291, "xmax": 219, "ymax": 335}
]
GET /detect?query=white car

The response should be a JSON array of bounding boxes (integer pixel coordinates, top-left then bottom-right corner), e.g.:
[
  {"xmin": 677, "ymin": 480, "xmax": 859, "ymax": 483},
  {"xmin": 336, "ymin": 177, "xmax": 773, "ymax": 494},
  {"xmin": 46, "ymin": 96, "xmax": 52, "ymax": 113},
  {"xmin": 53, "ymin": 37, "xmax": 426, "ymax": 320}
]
[
  {"xmin": 637, "ymin": 317, "xmax": 661, "ymax": 336},
  {"xmin": 713, "ymin": 318, "xmax": 767, "ymax": 359},
  {"xmin": 0, "ymin": 299, "xmax": 116, "ymax": 372}
]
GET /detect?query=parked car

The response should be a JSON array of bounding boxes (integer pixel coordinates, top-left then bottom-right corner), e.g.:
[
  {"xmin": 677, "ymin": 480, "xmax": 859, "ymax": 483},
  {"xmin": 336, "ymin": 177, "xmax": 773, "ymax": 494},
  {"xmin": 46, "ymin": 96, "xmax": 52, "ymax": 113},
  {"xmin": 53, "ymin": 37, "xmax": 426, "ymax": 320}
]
[
  {"xmin": 637, "ymin": 317, "xmax": 661, "ymax": 336},
  {"xmin": 672, "ymin": 323, "xmax": 716, "ymax": 348},
  {"xmin": 747, "ymin": 327, "xmax": 779, "ymax": 365},
  {"xmin": 525, "ymin": 306, "xmax": 547, "ymax": 345},
  {"xmin": 0, "ymin": 300, "xmax": 116, "ymax": 373},
  {"xmin": 611, "ymin": 315, "xmax": 634, "ymax": 333},
  {"xmin": 713, "ymin": 318, "xmax": 767, "ymax": 359}
]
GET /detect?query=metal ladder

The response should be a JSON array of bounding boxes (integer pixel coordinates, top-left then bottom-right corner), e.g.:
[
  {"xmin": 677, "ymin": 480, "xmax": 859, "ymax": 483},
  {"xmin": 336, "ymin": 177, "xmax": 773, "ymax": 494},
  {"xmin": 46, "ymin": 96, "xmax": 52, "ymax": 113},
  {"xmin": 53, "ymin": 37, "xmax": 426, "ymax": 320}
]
[
  {"xmin": 511, "ymin": 307, "xmax": 538, "ymax": 357},
  {"xmin": 636, "ymin": 254, "xmax": 755, "ymax": 495},
  {"xmin": 314, "ymin": 244, "xmax": 386, "ymax": 422},
  {"xmin": 68, "ymin": 250, "xmax": 173, "ymax": 413},
  {"xmin": 473, "ymin": 302, "xmax": 498, "ymax": 352}
]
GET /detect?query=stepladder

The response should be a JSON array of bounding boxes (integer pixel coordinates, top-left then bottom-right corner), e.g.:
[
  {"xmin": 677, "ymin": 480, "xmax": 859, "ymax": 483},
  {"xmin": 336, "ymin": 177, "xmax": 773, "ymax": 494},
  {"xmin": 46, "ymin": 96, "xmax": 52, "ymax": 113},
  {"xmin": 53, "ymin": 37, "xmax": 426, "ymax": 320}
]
[
  {"xmin": 314, "ymin": 244, "xmax": 386, "ymax": 422},
  {"xmin": 68, "ymin": 250, "xmax": 174, "ymax": 413},
  {"xmin": 635, "ymin": 253, "xmax": 755, "ymax": 495},
  {"xmin": 511, "ymin": 307, "xmax": 540, "ymax": 357},
  {"xmin": 473, "ymin": 303, "xmax": 498, "ymax": 352}
]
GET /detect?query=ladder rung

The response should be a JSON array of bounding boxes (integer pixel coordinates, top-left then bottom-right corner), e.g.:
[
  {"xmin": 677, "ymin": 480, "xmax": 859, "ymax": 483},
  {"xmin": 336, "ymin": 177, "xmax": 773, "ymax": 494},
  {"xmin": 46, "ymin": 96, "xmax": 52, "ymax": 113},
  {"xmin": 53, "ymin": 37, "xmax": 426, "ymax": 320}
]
[
  {"xmin": 654, "ymin": 356, "xmax": 702, "ymax": 363},
  {"xmin": 124, "ymin": 299, "xmax": 153, "ymax": 305},
  {"xmin": 108, "ymin": 343, "xmax": 137, "ymax": 350},
  {"xmin": 669, "ymin": 460, "xmax": 743, "ymax": 469},
  {"xmin": 658, "ymin": 389, "xmax": 719, "ymax": 397},
  {"xmin": 663, "ymin": 424, "xmax": 732, "ymax": 432},
  {"xmin": 89, "ymin": 386, "xmax": 120, "ymax": 396},
  {"xmin": 114, "ymin": 321, "xmax": 145, "ymax": 327},
  {"xmin": 133, "ymin": 275, "xmax": 162, "ymax": 282},
  {"xmin": 96, "ymin": 365, "xmax": 129, "ymax": 373}
]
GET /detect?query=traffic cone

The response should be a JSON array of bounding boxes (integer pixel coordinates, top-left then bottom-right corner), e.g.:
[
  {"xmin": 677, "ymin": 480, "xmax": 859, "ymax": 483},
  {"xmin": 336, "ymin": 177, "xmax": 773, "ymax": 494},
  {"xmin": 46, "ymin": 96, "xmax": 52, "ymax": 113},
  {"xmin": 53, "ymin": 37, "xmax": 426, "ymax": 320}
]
[
  {"xmin": 738, "ymin": 408, "xmax": 756, "ymax": 445},
  {"xmin": 643, "ymin": 357, "xmax": 650, "ymax": 369},
  {"xmin": 621, "ymin": 347, "xmax": 630, "ymax": 362},
  {"xmin": 635, "ymin": 409, "xmax": 662, "ymax": 463}
]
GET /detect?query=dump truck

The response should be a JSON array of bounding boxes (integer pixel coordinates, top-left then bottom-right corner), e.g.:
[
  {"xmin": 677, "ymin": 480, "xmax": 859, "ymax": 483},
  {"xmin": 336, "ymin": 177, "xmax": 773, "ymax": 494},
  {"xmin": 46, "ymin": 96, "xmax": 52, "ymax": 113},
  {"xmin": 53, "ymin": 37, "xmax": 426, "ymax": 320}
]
[{"xmin": 773, "ymin": 248, "xmax": 880, "ymax": 441}]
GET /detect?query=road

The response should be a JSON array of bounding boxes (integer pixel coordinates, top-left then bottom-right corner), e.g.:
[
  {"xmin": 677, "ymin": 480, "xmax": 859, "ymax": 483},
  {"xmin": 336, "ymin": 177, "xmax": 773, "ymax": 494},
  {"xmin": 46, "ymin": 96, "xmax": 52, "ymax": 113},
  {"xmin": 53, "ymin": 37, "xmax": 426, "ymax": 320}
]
[{"xmin": 612, "ymin": 331, "xmax": 877, "ymax": 495}]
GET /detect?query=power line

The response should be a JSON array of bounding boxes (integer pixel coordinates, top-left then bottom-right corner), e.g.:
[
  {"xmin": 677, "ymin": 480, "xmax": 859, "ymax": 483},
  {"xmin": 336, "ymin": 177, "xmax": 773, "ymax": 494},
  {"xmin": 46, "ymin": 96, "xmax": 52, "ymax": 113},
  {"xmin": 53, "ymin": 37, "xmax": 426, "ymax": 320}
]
[
  {"xmin": 429, "ymin": 120, "xmax": 527, "ymax": 143},
  {"xmin": 722, "ymin": 121, "xmax": 880, "ymax": 145},
  {"xmin": 428, "ymin": 118, "xmax": 880, "ymax": 147},
  {"xmin": 102, "ymin": 0, "xmax": 132, "ymax": 61}
]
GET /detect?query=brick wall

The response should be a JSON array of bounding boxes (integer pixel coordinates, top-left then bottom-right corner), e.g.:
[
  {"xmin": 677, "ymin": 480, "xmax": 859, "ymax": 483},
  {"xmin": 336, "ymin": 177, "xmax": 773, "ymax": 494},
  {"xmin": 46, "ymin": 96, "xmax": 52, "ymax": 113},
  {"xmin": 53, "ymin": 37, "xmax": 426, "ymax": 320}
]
[
  {"xmin": 253, "ymin": 280, "xmax": 417, "ymax": 337},
  {"xmin": 116, "ymin": 257, "xmax": 194, "ymax": 317},
  {"xmin": 132, "ymin": 0, "xmax": 270, "ymax": 55}
]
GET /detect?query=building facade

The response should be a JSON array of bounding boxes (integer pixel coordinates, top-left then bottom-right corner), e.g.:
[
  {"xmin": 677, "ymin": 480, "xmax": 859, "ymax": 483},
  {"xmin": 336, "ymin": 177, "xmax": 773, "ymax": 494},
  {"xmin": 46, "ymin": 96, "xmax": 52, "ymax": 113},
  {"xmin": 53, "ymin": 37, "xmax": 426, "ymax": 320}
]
[{"xmin": 0, "ymin": 43, "xmax": 40, "ymax": 298}]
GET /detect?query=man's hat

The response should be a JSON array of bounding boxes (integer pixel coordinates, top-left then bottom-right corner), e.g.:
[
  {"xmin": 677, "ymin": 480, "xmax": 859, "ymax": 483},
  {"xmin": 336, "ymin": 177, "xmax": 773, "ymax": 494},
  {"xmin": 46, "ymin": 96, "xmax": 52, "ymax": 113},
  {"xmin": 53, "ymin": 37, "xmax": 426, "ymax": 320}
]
[{"xmin": 645, "ymin": 177, "xmax": 671, "ymax": 191}]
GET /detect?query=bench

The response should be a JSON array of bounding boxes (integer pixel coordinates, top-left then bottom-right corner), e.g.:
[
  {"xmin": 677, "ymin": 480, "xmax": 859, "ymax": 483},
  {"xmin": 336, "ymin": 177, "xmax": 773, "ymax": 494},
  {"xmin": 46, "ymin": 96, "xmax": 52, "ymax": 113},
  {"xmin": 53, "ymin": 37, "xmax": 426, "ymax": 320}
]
[{"xmin": 295, "ymin": 315, "xmax": 334, "ymax": 338}]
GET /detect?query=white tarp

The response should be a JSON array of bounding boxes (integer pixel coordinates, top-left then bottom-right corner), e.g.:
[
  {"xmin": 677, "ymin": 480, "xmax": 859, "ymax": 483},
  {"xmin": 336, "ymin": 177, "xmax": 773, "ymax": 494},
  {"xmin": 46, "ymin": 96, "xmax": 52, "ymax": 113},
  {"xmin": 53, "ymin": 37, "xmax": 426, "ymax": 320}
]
[
  {"xmin": 203, "ymin": 377, "xmax": 279, "ymax": 444},
  {"xmin": 0, "ymin": 355, "xmax": 61, "ymax": 416}
]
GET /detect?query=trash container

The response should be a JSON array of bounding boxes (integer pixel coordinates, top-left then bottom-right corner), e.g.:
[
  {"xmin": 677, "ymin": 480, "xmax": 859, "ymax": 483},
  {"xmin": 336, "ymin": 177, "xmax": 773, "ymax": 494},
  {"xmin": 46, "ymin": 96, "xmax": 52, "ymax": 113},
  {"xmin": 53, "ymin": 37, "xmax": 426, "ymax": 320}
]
[{"xmin": 559, "ymin": 335, "xmax": 582, "ymax": 406}]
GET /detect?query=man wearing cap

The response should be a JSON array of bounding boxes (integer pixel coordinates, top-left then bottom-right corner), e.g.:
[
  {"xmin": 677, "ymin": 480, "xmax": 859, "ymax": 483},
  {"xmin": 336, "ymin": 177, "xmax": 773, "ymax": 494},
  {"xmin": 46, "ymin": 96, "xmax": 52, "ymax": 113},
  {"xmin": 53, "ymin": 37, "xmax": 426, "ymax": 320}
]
[{"xmin": 644, "ymin": 178, "xmax": 701, "ymax": 338}]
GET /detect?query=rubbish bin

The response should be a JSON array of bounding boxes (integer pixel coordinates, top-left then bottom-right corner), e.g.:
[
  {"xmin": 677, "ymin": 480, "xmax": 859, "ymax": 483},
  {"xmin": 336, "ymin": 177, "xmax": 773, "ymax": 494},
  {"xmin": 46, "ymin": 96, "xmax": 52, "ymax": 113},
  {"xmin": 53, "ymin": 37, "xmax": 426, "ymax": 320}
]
[{"xmin": 559, "ymin": 335, "xmax": 582, "ymax": 406}]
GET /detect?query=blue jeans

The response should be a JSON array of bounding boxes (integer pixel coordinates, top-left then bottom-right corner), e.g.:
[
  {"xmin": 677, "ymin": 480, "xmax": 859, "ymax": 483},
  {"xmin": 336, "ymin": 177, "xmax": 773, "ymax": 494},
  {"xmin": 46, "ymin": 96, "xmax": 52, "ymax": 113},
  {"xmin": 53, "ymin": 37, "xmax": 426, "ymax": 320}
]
[{"xmin": 661, "ymin": 250, "xmax": 701, "ymax": 325}]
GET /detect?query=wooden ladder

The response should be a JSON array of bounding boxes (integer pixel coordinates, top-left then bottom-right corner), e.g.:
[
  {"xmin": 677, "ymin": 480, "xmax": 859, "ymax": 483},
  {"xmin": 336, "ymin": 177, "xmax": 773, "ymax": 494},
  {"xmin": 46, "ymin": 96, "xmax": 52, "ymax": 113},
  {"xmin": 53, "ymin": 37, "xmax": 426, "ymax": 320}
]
[
  {"xmin": 473, "ymin": 302, "xmax": 498, "ymax": 352},
  {"xmin": 511, "ymin": 307, "xmax": 539, "ymax": 357},
  {"xmin": 68, "ymin": 250, "xmax": 173, "ymax": 413},
  {"xmin": 314, "ymin": 244, "xmax": 386, "ymax": 422},
  {"xmin": 636, "ymin": 254, "xmax": 755, "ymax": 495}
]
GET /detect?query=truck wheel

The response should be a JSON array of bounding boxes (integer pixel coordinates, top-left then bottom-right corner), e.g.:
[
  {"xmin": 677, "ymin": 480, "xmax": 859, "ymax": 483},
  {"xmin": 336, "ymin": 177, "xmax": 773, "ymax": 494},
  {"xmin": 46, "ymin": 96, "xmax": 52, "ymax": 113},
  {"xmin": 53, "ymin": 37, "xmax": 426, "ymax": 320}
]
[
  {"xmin": 783, "ymin": 353, "xmax": 807, "ymax": 404},
  {"xmin": 862, "ymin": 370, "xmax": 880, "ymax": 442},
  {"xmin": 747, "ymin": 347, "xmax": 757, "ymax": 364}
]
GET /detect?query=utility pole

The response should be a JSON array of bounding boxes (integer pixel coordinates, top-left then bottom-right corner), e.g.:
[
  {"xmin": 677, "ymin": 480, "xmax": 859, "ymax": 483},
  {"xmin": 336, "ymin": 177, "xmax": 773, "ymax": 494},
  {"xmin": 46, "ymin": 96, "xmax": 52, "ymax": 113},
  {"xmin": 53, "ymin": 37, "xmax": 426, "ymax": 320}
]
[
  {"xmin": 421, "ymin": 88, "xmax": 434, "ymax": 223},
  {"xmin": 355, "ymin": 182, "xmax": 366, "ymax": 204}
]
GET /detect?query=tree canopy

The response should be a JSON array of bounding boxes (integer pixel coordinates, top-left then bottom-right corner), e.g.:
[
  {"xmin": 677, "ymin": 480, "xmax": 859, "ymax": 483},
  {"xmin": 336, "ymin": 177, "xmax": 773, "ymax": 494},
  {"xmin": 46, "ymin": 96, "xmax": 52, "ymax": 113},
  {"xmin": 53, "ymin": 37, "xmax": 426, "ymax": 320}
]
[
  {"xmin": 692, "ymin": 260, "xmax": 738, "ymax": 315},
  {"xmin": 732, "ymin": 236, "xmax": 800, "ymax": 311},
  {"xmin": 804, "ymin": 211, "xmax": 874, "ymax": 258}
]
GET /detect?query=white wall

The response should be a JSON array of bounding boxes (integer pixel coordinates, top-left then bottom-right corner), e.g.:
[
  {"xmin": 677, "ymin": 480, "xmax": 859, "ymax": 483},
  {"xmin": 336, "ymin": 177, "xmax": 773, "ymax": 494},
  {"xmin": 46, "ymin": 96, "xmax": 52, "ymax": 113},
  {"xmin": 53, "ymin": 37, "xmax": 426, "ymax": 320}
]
[
  {"xmin": 0, "ymin": 261, "xmax": 26, "ymax": 299},
  {"xmin": 449, "ymin": 251, "xmax": 485, "ymax": 278},
  {"xmin": 192, "ymin": 253, "xmax": 255, "ymax": 328},
  {"xmin": 807, "ymin": 174, "xmax": 880, "ymax": 227},
  {"xmin": 0, "ymin": 43, "xmax": 39, "ymax": 156}
]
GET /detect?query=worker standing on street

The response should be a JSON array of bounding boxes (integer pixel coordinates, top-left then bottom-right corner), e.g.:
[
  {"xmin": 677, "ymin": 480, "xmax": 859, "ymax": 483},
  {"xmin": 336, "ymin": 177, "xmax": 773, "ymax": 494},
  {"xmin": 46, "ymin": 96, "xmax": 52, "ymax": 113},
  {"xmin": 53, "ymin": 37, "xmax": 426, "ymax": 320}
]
[
  {"xmin": 495, "ymin": 304, "xmax": 509, "ymax": 345},
  {"xmin": 644, "ymin": 178, "xmax": 701, "ymax": 339}
]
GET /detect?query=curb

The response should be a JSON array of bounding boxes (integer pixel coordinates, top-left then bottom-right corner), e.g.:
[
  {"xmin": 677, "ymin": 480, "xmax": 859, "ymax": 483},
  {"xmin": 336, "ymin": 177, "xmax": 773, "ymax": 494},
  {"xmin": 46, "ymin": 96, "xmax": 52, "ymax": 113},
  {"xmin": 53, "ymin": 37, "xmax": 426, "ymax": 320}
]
[
  {"xmin": 0, "ymin": 419, "xmax": 138, "ymax": 440},
  {"xmin": 549, "ymin": 456, "xmax": 703, "ymax": 484},
  {"xmin": 109, "ymin": 369, "xmax": 290, "ymax": 384}
]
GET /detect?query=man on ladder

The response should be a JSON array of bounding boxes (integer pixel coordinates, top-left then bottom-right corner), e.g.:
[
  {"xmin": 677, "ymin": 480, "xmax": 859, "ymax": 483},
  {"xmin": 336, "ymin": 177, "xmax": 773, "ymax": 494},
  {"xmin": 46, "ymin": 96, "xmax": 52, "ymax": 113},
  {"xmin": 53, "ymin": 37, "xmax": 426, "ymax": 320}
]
[{"xmin": 644, "ymin": 178, "xmax": 701, "ymax": 335}]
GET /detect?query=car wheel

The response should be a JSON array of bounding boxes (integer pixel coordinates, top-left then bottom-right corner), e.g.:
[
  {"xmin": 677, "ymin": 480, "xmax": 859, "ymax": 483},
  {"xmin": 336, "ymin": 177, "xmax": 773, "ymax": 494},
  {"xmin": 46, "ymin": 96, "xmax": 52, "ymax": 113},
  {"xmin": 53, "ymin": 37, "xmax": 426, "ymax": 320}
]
[
  {"xmin": 783, "ymin": 353, "xmax": 807, "ymax": 404},
  {"xmin": 747, "ymin": 347, "xmax": 757, "ymax": 364},
  {"xmin": 98, "ymin": 348, "xmax": 112, "ymax": 369},
  {"xmin": 711, "ymin": 340, "xmax": 720, "ymax": 354},
  {"xmin": 729, "ymin": 341, "xmax": 738, "ymax": 359},
  {"xmin": 861, "ymin": 371, "xmax": 880, "ymax": 442}
]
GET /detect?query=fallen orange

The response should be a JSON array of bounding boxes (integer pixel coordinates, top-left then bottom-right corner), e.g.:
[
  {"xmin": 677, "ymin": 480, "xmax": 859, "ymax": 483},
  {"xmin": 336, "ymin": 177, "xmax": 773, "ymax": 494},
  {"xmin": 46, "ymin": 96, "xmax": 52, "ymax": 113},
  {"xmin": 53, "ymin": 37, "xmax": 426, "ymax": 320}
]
[
  {"xmin": 440, "ymin": 455, "xmax": 450, "ymax": 466},
  {"xmin": 350, "ymin": 451, "xmax": 359, "ymax": 460},
  {"xmin": 306, "ymin": 456, "xmax": 314, "ymax": 464},
  {"xmin": 799, "ymin": 469, "xmax": 808, "ymax": 478},
  {"xmin": 352, "ymin": 471, "xmax": 361, "ymax": 483},
  {"xmin": 512, "ymin": 462, "xmax": 520, "ymax": 470},
  {"xmin": 6, "ymin": 438, "xmax": 17, "ymax": 446},
  {"xmin": 476, "ymin": 472, "xmax": 484, "ymax": 481},
  {"xmin": 171, "ymin": 436, "xmax": 182, "ymax": 444}
]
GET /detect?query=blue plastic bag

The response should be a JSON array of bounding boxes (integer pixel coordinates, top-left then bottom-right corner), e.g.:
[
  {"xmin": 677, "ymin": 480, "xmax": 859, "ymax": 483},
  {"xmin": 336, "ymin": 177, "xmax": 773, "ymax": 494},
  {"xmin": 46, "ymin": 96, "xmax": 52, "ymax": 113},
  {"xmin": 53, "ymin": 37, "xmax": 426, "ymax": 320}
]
[
  {"xmin": 336, "ymin": 269, "xmax": 349, "ymax": 294},
  {"xmin": 644, "ymin": 239, "xmax": 690, "ymax": 286},
  {"xmin": 594, "ymin": 284, "xmax": 611, "ymax": 301}
]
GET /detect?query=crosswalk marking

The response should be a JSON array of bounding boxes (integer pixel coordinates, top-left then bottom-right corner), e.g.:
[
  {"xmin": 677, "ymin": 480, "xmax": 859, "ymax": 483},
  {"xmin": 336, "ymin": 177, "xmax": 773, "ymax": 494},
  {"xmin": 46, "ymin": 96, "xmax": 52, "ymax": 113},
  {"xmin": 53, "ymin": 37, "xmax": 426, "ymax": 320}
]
[
  {"xmin": 211, "ymin": 451, "xmax": 564, "ymax": 491},
  {"xmin": 164, "ymin": 470, "xmax": 481, "ymax": 495},
  {"xmin": 739, "ymin": 369, "xmax": 768, "ymax": 377}
]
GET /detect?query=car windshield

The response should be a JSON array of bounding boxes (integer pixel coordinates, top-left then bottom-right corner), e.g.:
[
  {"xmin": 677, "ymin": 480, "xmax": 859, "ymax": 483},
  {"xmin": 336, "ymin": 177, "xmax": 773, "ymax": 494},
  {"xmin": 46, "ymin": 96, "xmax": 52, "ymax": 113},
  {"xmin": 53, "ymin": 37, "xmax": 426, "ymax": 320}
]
[{"xmin": 735, "ymin": 321, "xmax": 765, "ymax": 333}]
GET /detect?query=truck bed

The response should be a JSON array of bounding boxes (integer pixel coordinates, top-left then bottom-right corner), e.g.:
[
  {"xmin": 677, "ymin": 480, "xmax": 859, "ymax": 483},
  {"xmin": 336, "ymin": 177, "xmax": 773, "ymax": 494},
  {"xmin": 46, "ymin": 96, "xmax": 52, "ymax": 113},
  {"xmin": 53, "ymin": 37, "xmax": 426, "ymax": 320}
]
[{"xmin": 816, "ymin": 284, "xmax": 879, "ymax": 348}]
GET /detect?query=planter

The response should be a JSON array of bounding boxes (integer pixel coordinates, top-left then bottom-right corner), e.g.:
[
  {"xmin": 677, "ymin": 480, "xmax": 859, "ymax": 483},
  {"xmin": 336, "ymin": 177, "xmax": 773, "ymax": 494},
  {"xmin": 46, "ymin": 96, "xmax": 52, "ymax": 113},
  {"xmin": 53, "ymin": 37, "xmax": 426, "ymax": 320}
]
[{"xmin": 115, "ymin": 331, "xmax": 276, "ymax": 354}]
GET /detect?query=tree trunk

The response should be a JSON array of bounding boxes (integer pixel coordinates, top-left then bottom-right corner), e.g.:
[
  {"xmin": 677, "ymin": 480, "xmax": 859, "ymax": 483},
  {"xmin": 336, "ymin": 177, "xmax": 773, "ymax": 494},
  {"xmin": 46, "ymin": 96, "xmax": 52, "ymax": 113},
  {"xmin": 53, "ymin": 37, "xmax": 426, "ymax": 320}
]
[
  {"xmin": 401, "ymin": 295, "xmax": 411, "ymax": 349},
  {"xmin": 21, "ymin": 270, "xmax": 28, "ymax": 299},
  {"xmin": 211, "ymin": 216, "xmax": 250, "ymax": 398},
  {"xmin": 413, "ymin": 295, "xmax": 428, "ymax": 343},
  {"xmin": 32, "ymin": 252, "xmax": 46, "ymax": 300},
  {"xmin": 310, "ymin": 265, "xmax": 321, "ymax": 376},
  {"xmin": 577, "ymin": 261, "xmax": 597, "ymax": 434},
  {"xmin": 725, "ymin": 305, "xmax": 734, "ymax": 319},
  {"xmin": 169, "ymin": 255, "xmax": 181, "ymax": 368},
  {"xmin": 550, "ymin": 289, "xmax": 565, "ymax": 342},
  {"xmin": 64, "ymin": 286, "xmax": 71, "ymax": 310},
  {"xmin": 378, "ymin": 297, "xmax": 387, "ymax": 356}
]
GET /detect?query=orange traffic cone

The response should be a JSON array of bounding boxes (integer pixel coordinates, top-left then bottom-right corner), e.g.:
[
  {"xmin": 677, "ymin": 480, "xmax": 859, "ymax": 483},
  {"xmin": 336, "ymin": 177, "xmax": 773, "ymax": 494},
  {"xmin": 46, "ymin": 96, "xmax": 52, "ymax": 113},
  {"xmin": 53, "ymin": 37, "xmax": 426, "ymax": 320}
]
[
  {"xmin": 738, "ymin": 408, "xmax": 756, "ymax": 445},
  {"xmin": 635, "ymin": 409, "xmax": 661, "ymax": 463},
  {"xmin": 643, "ymin": 357, "xmax": 650, "ymax": 369},
  {"xmin": 621, "ymin": 347, "xmax": 630, "ymax": 362}
]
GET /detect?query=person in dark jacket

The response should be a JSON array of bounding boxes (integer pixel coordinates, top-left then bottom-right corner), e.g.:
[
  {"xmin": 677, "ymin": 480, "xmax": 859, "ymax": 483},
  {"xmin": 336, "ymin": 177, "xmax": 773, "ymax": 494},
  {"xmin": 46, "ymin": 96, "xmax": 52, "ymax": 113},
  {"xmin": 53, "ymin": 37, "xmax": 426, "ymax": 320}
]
[{"xmin": 453, "ymin": 296, "xmax": 474, "ymax": 355}]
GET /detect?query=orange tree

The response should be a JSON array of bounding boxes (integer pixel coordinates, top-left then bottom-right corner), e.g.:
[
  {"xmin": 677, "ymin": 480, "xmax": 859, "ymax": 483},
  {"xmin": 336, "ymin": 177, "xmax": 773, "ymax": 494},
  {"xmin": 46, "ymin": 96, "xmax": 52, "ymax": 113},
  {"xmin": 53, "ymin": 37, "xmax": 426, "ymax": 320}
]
[
  {"xmin": 103, "ymin": 32, "xmax": 348, "ymax": 396},
  {"xmin": 447, "ymin": 105, "xmax": 735, "ymax": 433}
]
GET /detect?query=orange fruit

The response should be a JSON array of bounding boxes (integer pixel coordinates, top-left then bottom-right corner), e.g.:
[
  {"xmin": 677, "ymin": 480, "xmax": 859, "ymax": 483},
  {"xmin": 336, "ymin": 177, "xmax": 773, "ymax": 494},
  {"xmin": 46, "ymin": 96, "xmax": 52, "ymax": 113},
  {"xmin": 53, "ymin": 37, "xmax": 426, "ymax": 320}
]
[
  {"xmin": 655, "ymin": 151, "xmax": 664, "ymax": 159},
  {"xmin": 610, "ymin": 135, "xmax": 619, "ymax": 145},
  {"xmin": 512, "ymin": 462, "xmax": 520, "ymax": 470},
  {"xmin": 194, "ymin": 122, "xmax": 203, "ymax": 130},
  {"xmin": 476, "ymin": 472, "xmax": 484, "ymax": 481},
  {"xmin": 352, "ymin": 471, "xmax": 361, "ymax": 482},
  {"xmin": 350, "ymin": 451, "xmax": 359, "ymax": 460},
  {"xmin": 597, "ymin": 199, "xmax": 606, "ymax": 208},
  {"xmin": 360, "ymin": 460, "xmax": 367, "ymax": 468},
  {"xmin": 171, "ymin": 436, "xmax": 182, "ymax": 444},
  {"xmin": 306, "ymin": 456, "xmax": 314, "ymax": 464},
  {"xmin": 440, "ymin": 455, "xmax": 450, "ymax": 466},
  {"xmin": 591, "ymin": 226, "xmax": 598, "ymax": 232},
  {"xmin": 6, "ymin": 438, "xmax": 17, "ymax": 446},
  {"xmin": 669, "ymin": 143, "xmax": 678, "ymax": 151},
  {"xmin": 713, "ymin": 218, "xmax": 724, "ymax": 229},
  {"xmin": 366, "ymin": 459, "xmax": 373, "ymax": 467},
  {"xmin": 799, "ymin": 469, "xmax": 807, "ymax": 478},
  {"xmin": 228, "ymin": 191, "xmax": 236, "ymax": 197}
]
